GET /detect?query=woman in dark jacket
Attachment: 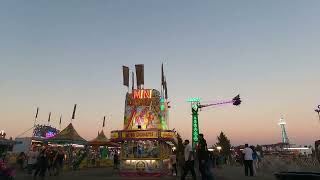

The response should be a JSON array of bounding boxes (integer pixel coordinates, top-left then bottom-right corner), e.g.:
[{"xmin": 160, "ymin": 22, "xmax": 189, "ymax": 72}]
[{"xmin": 34, "ymin": 149, "xmax": 48, "ymax": 178}]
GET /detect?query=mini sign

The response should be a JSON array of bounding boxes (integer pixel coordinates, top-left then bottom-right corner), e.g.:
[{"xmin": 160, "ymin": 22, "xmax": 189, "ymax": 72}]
[{"xmin": 133, "ymin": 89, "xmax": 153, "ymax": 99}]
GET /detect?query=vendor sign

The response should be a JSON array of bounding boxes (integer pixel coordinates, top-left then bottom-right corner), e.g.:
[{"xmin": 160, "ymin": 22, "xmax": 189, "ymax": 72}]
[
  {"xmin": 160, "ymin": 131, "xmax": 175, "ymax": 139},
  {"xmin": 122, "ymin": 131, "xmax": 158, "ymax": 139},
  {"xmin": 111, "ymin": 132, "xmax": 119, "ymax": 139}
]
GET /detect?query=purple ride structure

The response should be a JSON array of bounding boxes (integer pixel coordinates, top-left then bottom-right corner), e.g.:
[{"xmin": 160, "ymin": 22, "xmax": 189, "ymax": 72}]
[{"xmin": 110, "ymin": 64, "xmax": 176, "ymax": 176}]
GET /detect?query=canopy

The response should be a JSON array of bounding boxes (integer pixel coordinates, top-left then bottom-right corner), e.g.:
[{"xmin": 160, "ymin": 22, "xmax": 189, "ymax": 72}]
[
  {"xmin": 0, "ymin": 138, "xmax": 15, "ymax": 146},
  {"xmin": 89, "ymin": 130, "xmax": 119, "ymax": 147},
  {"xmin": 47, "ymin": 123, "xmax": 87, "ymax": 145}
]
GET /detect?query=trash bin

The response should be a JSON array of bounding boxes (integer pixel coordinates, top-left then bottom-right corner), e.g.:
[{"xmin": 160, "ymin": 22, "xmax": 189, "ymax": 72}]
[{"xmin": 275, "ymin": 172, "xmax": 320, "ymax": 180}]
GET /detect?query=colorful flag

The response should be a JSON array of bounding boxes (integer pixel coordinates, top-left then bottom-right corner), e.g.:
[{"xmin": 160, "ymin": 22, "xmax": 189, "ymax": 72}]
[
  {"xmin": 135, "ymin": 64, "xmax": 144, "ymax": 87},
  {"xmin": 72, "ymin": 104, "xmax": 77, "ymax": 120},
  {"xmin": 123, "ymin": 66, "xmax": 129, "ymax": 87},
  {"xmin": 103, "ymin": 116, "xmax": 106, "ymax": 127}
]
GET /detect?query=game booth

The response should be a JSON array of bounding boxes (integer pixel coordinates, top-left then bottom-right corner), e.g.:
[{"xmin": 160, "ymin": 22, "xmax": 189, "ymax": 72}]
[{"xmin": 111, "ymin": 87, "xmax": 176, "ymax": 176}]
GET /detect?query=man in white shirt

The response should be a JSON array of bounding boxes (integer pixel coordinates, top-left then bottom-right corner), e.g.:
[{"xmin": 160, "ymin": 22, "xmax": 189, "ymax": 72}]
[
  {"xmin": 27, "ymin": 147, "xmax": 39, "ymax": 174},
  {"xmin": 181, "ymin": 140, "xmax": 196, "ymax": 180},
  {"xmin": 242, "ymin": 144, "xmax": 253, "ymax": 176}
]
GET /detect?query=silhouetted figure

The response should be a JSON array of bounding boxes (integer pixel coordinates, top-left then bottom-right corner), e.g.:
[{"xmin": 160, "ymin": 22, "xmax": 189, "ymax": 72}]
[
  {"xmin": 197, "ymin": 134, "xmax": 212, "ymax": 180},
  {"xmin": 34, "ymin": 148, "xmax": 48, "ymax": 178},
  {"xmin": 17, "ymin": 152, "xmax": 26, "ymax": 170},
  {"xmin": 27, "ymin": 147, "xmax": 39, "ymax": 174},
  {"xmin": 242, "ymin": 144, "xmax": 253, "ymax": 176},
  {"xmin": 113, "ymin": 152, "xmax": 119, "ymax": 169},
  {"xmin": 53, "ymin": 147, "xmax": 65, "ymax": 176},
  {"xmin": 181, "ymin": 140, "xmax": 196, "ymax": 180},
  {"xmin": 170, "ymin": 151, "xmax": 178, "ymax": 176}
]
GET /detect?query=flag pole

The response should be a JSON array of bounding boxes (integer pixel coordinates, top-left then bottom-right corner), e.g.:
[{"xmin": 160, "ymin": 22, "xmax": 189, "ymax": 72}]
[
  {"xmin": 59, "ymin": 115, "xmax": 62, "ymax": 130},
  {"xmin": 132, "ymin": 71, "xmax": 135, "ymax": 92},
  {"xmin": 71, "ymin": 104, "xmax": 77, "ymax": 123},
  {"xmin": 33, "ymin": 107, "xmax": 39, "ymax": 137},
  {"xmin": 102, "ymin": 116, "xmax": 106, "ymax": 131},
  {"xmin": 48, "ymin": 112, "xmax": 51, "ymax": 126}
]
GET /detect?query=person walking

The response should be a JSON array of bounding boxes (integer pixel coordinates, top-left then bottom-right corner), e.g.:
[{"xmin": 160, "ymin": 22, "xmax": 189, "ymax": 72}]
[
  {"xmin": 113, "ymin": 152, "xmax": 119, "ymax": 170},
  {"xmin": 34, "ymin": 148, "xmax": 49, "ymax": 179},
  {"xmin": 251, "ymin": 146, "xmax": 258, "ymax": 176},
  {"xmin": 16, "ymin": 152, "xmax": 26, "ymax": 170},
  {"xmin": 197, "ymin": 134, "xmax": 207, "ymax": 180},
  {"xmin": 242, "ymin": 144, "xmax": 253, "ymax": 176},
  {"xmin": 181, "ymin": 140, "xmax": 196, "ymax": 180},
  {"xmin": 27, "ymin": 147, "xmax": 39, "ymax": 174},
  {"xmin": 47, "ymin": 148, "xmax": 55, "ymax": 176},
  {"xmin": 53, "ymin": 147, "xmax": 64, "ymax": 176},
  {"xmin": 177, "ymin": 151, "xmax": 185, "ymax": 177},
  {"xmin": 170, "ymin": 151, "xmax": 178, "ymax": 176}
]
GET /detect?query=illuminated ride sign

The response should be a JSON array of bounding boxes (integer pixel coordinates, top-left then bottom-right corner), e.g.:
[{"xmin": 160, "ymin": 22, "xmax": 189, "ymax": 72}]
[
  {"xmin": 45, "ymin": 131, "xmax": 56, "ymax": 138},
  {"xmin": 33, "ymin": 124, "xmax": 59, "ymax": 139},
  {"xmin": 133, "ymin": 89, "xmax": 153, "ymax": 99}
]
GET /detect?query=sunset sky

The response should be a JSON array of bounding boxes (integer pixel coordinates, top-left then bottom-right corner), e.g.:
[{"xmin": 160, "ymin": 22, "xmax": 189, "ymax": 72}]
[{"xmin": 1, "ymin": 1, "xmax": 320, "ymax": 146}]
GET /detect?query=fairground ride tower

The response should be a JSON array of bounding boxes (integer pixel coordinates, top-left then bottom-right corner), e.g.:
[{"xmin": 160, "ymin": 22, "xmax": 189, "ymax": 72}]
[{"xmin": 278, "ymin": 117, "xmax": 289, "ymax": 144}]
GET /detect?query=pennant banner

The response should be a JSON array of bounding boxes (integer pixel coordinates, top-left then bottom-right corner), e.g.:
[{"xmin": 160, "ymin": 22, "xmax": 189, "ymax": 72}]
[
  {"xmin": 131, "ymin": 71, "xmax": 135, "ymax": 91},
  {"xmin": 123, "ymin": 66, "xmax": 129, "ymax": 87},
  {"xmin": 35, "ymin": 107, "xmax": 39, "ymax": 119},
  {"xmin": 135, "ymin": 64, "xmax": 144, "ymax": 87},
  {"xmin": 161, "ymin": 63, "xmax": 165, "ymax": 86},
  {"xmin": 48, "ymin": 112, "xmax": 51, "ymax": 123},
  {"xmin": 164, "ymin": 77, "xmax": 168, "ymax": 99},
  {"xmin": 72, "ymin": 104, "xmax": 77, "ymax": 120}
]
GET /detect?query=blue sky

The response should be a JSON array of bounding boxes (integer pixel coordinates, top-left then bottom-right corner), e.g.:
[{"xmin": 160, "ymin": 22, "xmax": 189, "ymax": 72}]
[{"xmin": 1, "ymin": 1, "xmax": 320, "ymax": 146}]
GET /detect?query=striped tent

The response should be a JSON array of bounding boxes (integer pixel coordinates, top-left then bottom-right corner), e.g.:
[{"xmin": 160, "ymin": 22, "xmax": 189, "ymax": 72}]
[
  {"xmin": 47, "ymin": 123, "xmax": 87, "ymax": 145},
  {"xmin": 89, "ymin": 130, "xmax": 119, "ymax": 147}
]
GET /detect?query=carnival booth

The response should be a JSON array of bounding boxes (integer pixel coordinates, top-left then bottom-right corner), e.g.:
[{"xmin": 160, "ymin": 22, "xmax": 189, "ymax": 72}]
[
  {"xmin": 0, "ymin": 132, "xmax": 15, "ymax": 157},
  {"xmin": 88, "ymin": 130, "xmax": 120, "ymax": 167},
  {"xmin": 46, "ymin": 123, "xmax": 87, "ymax": 169},
  {"xmin": 111, "ymin": 65, "xmax": 176, "ymax": 176},
  {"xmin": 89, "ymin": 130, "xmax": 119, "ymax": 151}
]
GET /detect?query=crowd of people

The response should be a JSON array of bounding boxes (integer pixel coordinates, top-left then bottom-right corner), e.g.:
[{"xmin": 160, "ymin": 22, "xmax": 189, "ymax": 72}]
[
  {"xmin": 171, "ymin": 134, "xmax": 263, "ymax": 180},
  {"xmin": 16, "ymin": 146, "xmax": 65, "ymax": 178},
  {"xmin": 242, "ymin": 144, "xmax": 261, "ymax": 177},
  {"xmin": 174, "ymin": 134, "xmax": 214, "ymax": 180},
  {"xmin": 14, "ymin": 144, "xmax": 121, "ymax": 179}
]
